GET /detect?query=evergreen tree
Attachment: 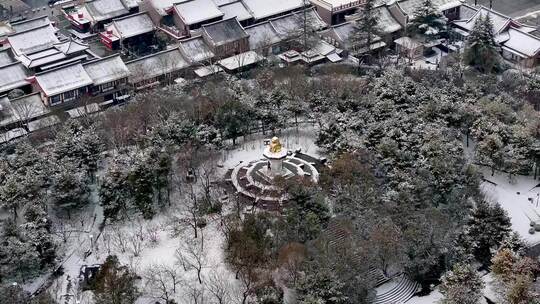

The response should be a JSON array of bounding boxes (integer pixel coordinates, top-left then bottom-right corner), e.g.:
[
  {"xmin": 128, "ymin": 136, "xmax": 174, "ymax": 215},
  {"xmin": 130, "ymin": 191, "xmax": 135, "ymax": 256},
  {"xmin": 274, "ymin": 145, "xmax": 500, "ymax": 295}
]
[
  {"xmin": 92, "ymin": 256, "xmax": 140, "ymax": 304},
  {"xmin": 440, "ymin": 263, "xmax": 484, "ymax": 304},
  {"xmin": 215, "ymin": 100, "xmax": 253, "ymax": 145},
  {"xmin": 350, "ymin": 0, "xmax": 381, "ymax": 59},
  {"xmin": 127, "ymin": 152, "xmax": 155, "ymax": 219},
  {"xmin": 0, "ymin": 142, "xmax": 48, "ymax": 221},
  {"xmin": 408, "ymin": 0, "xmax": 447, "ymax": 41},
  {"xmin": 284, "ymin": 182, "xmax": 330, "ymax": 242},
  {"xmin": 53, "ymin": 120, "xmax": 104, "ymax": 176},
  {"xmin": 296, "ymin": 268, "xmax": 348, "ymax": 304},
  {"xmin": 100, "ymin": 156, "xmax": 131, "ymax": 221},
  {"xmin": 466, "ymin": 200, "xmax": 512, "ymax": 265},
  {"xmin": 49, "ymin": 161, "xmax": 90, "ymax": 218},
  {"xmin": 464, "ymin": 14, "xmax": 501, "ymax": 73}
]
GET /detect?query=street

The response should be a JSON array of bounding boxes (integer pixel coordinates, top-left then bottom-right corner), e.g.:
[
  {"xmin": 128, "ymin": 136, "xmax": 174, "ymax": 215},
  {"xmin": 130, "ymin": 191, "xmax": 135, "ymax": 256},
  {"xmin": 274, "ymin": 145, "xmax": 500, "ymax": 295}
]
[{"xmin": 466, "ymin": 0, "xmax": 540, "ymax": 17}]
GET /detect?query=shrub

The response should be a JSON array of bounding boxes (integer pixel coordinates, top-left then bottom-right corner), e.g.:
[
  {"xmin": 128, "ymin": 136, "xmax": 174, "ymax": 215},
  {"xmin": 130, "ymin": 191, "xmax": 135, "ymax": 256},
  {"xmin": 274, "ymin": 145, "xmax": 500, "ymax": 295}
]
[{"xmin": 529, "ymin": 228, "xmax": 535, "ymax": 235}]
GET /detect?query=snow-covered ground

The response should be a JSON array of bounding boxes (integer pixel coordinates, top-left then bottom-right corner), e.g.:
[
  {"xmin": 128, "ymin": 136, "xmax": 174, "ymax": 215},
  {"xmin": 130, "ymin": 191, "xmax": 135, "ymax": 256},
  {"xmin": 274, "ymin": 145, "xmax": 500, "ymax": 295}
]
[
  {"xmin": 218, "ymin": 123, "xmax": 322, "ymax": 174},
  {"xmin": 20, "ymin": 124, "xmax": 323, "ymax": 304},
  {"xmin": 406, "ymin": 289, "xmax": 443, "ymax": 304},
  {"xmin": 480, "ymin": 167, "xmax": 540, "ymax": 246}
]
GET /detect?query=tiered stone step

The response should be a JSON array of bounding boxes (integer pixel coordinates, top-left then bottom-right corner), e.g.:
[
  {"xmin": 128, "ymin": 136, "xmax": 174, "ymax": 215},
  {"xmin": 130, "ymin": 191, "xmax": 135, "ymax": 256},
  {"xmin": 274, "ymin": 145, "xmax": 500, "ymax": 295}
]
[
  {"xmin": 372, "ymin": 274, "xmax": 419, "ymax": 304},
  {"xmin": 369, "ymin": 267, "xmax": 391, "ymax": 287}
]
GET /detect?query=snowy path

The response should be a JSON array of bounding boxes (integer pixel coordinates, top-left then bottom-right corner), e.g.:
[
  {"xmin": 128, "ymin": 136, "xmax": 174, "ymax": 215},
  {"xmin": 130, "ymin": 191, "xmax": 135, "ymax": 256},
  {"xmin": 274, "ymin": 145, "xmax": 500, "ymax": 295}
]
[{"xmin": 480, "ymin": 167, "xmax": 540, "ymax": 246}]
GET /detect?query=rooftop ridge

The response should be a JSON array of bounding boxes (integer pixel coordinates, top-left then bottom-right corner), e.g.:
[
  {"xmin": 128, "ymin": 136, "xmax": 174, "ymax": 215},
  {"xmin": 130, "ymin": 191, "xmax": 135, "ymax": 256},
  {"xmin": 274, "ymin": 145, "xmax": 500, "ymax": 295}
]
[
  {"xmin": 125, "ymin": 47, "xmax": 184, "ymax": 64},
  {"xmin": 82, "ymin": 53, "xmax": 122, "ymax": 66},
  {"xmin": 7, "ymin": 23, "xmax": 53, "ymax": 37},
  {"xmin": 34, "ymin": 61, "xmax": 83, "ymax": 76}
]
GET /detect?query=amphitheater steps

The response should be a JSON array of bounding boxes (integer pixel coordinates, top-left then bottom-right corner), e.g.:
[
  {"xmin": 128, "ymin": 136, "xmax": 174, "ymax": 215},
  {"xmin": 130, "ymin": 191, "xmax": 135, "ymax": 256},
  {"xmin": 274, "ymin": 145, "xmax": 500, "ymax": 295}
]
[{"xmin": 372, "ymin": 274, "xmax": 419, "ymax": 304}]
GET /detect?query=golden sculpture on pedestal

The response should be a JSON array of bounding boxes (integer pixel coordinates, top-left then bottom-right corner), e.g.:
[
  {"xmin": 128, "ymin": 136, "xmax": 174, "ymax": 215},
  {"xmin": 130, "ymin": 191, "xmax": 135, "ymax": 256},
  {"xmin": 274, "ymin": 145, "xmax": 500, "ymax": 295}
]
[{"xmin": 269, "ymin": 136, "xmax": 282, "ymax": 153}]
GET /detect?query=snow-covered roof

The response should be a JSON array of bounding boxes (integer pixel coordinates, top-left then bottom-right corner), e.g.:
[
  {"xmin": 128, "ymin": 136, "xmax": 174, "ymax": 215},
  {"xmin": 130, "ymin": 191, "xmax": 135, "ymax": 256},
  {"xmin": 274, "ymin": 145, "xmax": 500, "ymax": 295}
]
[
  {"xmin": 0, "ymin": 63, "xmax": 29, "ymax": 94},
  {"xmin": 300, "ymin": 7, "xmax": 327, "ymax": 30},
  {"xmin": 7, "ymin": 24, "xmax": 60, "ymax": 56},
  {"xmin": 269, "ymin": 8, "xmax": 326, "ymax": 39},
  {"xmin": 502, "ymin": 28, "xmax": 540, "ymax": 58},
  {"xmin": 194, "ymin": 65, "xmax": 223, "ymax": 77},
  {"xmin": 376, "ymin": 5, "xmax": 402, "ymax": 34},
  {"xmin": 147, "ymin": 0, "xmax": 179, "ymax": 16},
  {"xmin": 202, "ymin": 18, "xmax": 249, "ymax": 46},
  {"xmin": 394, "ymin": 36, "xmax": 422, "ymax": 48},
  {"xmin": 84, "ymin": 55, "xmax": 130, "ymax": 85},
  {"xmin": 178, "ymin": 36, "xmax": 215, "ymax": 63},
  {"xmin": 453, "ymin": 6, "xmax": 513, "ymax": 35},
  {"xmin": 122, "ymin": 0, "xmax": 143, "ymax": 9},
  {"xmin": 66, "ymin": 103, "xmax": 100, "ymax": 118},
  {"xmin": 245, "ymin": 22, "xmax": 282, "ymax": 49},
  {"xmin": 397, "ymin": 0, "xmax": 461, "ymax": 16},
  {"xmin": 0, "ymin": 50, "xmax": 15, "ymax": 66},
  {"xmin": 15, "ymin": 38, "xmax": 88, "ymax": 69},
  {"xmin": 219, "ymin": 1, "xmax": 253, "ymax": 22},
  {"xmin": 0, "ymin": 23, "xmax": 14, "ymax": 38},
  {"xmin": 126, "ymin": 49, "xmax": 190, "ymax": 83},
  {"xmin": 459, "ymin": 3, "xmax": 478, "ymax": 20},
  {"xmin": 11, "ymin": 16, "xmax": 52, "ymax": 32},
  {"xmin": 242, "ymin": 0, "xmax": 304, "ymax": 20},
  {"xmin": 35, "ymin": 63, "xmax": 93, "ymax": 96},
  {"xmin": 174, "ymin": 0, "xmax": 224, "ymax": 25},
  {"xmin": 111, "ymin": 12, "xmax": 155, "ymax": 39},
  {"xmin": 27, "ymin": 115, "xmax": 60, "ymax": 132},
  {"xmin": 312, "ymin": 40, "xmax": 337, "ymax": 56},
  {"xmin": 218, "ymin": 51, "xmax": 264, "ymax": 70},
  {"xmin": 329, "ymin": 22, "xmax": 355, "ymax": 43},
  {"xmin": 10, "ymin": 93, "xmax": 50, "ymax": 121},
  {"xmin": 269, "ymin": 12, "xmax": 303, "ymax": 38},
  {"xmin": 17, "ymin": 48, "xmax": 67, "ymax": 68},
  {"xmin": 213, "ymin": 0, "xmax": 236, "ymax": 6},
  {"xmin": 310, "ymin": 0, "xmax": 363, "ymax": 11},
  {"xmin": 53, "ymin": 38, "xmax": 89, "ymax": 55},
  {"xmin": 0, "ymin": 128, "xmax": 27, "ymax": 144},
  {"xmin": 85, "ymin": 0, "xmax": 130, "ymax": 22}
]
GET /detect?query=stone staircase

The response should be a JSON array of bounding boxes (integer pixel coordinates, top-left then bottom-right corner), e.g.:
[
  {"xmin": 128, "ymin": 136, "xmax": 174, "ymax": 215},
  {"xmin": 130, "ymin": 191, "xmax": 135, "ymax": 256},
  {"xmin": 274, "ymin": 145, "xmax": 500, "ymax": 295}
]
[{"xmin": 372, "ymin": 274, "xmax": 419, "ymax": 304}]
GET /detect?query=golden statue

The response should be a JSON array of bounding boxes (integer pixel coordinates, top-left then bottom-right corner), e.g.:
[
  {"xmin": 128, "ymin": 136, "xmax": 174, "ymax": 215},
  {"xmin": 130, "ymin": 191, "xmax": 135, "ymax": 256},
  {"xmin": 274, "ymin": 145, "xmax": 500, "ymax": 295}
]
[{"xmin": 269, "ymin": 136, "xmax": 282, "ymax": 153}]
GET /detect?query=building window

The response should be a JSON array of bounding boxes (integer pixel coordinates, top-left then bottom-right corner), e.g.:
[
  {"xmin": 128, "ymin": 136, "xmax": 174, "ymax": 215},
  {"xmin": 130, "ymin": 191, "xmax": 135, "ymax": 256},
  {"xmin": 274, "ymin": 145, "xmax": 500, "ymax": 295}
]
[
  {"xmin": 50, "ymin": 95, "xmax": 61, "ymax": 105},
  {"xmin": 63, "ymin": 90, "xmax": 77, "ymax": 102},
  {"xmin": 101, "ymin": 81, "xmax": 115, "ymax": 92}
]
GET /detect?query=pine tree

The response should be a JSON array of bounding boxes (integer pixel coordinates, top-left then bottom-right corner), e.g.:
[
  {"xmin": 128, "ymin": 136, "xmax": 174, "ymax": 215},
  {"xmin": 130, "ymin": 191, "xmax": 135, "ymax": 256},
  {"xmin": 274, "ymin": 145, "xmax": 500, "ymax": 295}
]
[
  {"xmin": 215, "ymin": 100, "xmax": 253, "ymax": 145},
  {"xmin": 53, "ymin": 120, "xmax": 104, "ymax": 176},
  {"xmin": 296, "ymin": 269, "xmax": 348, "ymax": 304},
  {"xmin": 440, "ymin": 263, "xmax": 484, "ymax": 304},
  {"xmin": 100, "ymin": 156, "xmax": 131, "ymax": 221},
  {"xmin": 49, "ymin": 161, "xmax": 90, "ymax": 218},
  {"xmin": 408, "ymin": 0, "xmax": 447, "ymax": 41},
  {"xmin": 464, "ymin": 14, "xmax": 501, "ymax": 73},
  {"xmin": 466, "ymin": 200, "xmax": 512, "ymax": 265},
  {"xmin": 350, "ymin": 0, "xmax": 381, "ymax": 60}
]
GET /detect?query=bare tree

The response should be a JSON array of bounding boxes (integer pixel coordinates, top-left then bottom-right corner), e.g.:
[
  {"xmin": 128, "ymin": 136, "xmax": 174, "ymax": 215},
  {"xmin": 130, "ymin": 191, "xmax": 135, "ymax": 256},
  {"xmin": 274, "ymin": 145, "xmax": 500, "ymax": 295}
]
[
  {"xmin": 144, "ymin": 263, "xmax": 183, "ymax": 303},
  {"xmin": 205, "ymin": 269, "xmax": 232, "ymax": 304},
  {"xmin": 128, "ymin": 233, "xmax": 144, "ymax": 257},
  {"xmin": 235, "ymin": 268, "xmax": 257, "ymax": 304},
  {"xmin": 184, "ymin": 283, "xmax": 206, "ymax": 304},
  {"xmin": 176, "ymin": 236, "xmax": 207, "ymax": 284},
  {"xmin": 111, "ymin": 228, "xmax": 128, "ymax": 253}
]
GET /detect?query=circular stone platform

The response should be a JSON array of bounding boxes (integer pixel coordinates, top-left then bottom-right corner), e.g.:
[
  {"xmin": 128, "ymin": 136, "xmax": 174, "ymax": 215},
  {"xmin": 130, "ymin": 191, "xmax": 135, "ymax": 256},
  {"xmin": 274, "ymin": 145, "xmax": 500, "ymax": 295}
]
[{"xmin": 228, "ymin": 149, "xmax": 322, "ymax": 210}]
